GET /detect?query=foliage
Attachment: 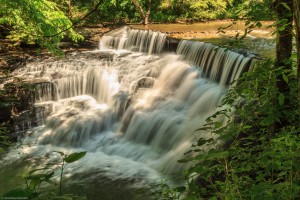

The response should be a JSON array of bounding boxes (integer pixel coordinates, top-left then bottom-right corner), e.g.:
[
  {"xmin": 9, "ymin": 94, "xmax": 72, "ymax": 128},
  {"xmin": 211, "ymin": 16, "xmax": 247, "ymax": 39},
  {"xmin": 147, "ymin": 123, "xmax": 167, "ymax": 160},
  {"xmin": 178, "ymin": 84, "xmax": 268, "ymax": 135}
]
[
  {"xmin": 0, "ymin": 0, "xmax": 277, "ymax": 52},
  {"xmin": 186, "ymin": 0, "xmax": 232, "ymax": 19},
  {"xmin": 0, "ymin": 127, "xmax": 10, "ymax": 154},
  {"xmin": 156, "ymin": 60, "xmax": 300, "ymax": 199},
  {"xmin": 1, "ymin": 151, "xmax": 87, "ymax": 199},
  {"xmin": 154, "ymin": 0, "xmax": 233, "ymax": 21},
  {"xmin": 153, "ymin": 178, "xmax": 184, "ymax": 200},
  {"xmin": 229, "ymin": 0, "xmax": 275, "ymax": 20},
  {"xmin": 0, "ymin": 0, "xmax": 83, "ymax": 54},
  {"xmin": 98, "ymin": 0, "xmax": 136, "ymax": 24}
]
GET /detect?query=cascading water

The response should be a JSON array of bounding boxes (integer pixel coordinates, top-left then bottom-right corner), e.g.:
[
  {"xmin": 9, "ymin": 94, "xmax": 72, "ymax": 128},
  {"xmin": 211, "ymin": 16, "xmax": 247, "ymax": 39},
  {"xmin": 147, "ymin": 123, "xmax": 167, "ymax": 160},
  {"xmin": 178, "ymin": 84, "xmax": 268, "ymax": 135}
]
[
  {"xmin": 0, "ymin": 27, "xmax": 254, "ymax": 199},
  {"xmin": 100, "ymin": 27, "xmax": 167, "ymax": 54},
  {"xmin": 176, "ymin": 40, "xmax": 254, "ymax": 85}
]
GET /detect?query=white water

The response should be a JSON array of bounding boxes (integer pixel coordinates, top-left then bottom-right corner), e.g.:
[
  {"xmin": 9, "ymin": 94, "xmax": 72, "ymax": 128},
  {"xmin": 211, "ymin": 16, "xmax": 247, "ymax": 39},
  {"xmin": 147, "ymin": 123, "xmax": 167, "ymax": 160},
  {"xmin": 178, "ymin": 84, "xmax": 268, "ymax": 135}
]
[
  {"xmin": 100, "ymin": 27, "xmax": 167, "ymax": 54},
  {"xmin": 0, "ymin": 27, "xmax": 253, "ymax": 198},
  {"xmin": 176, "ymin": 40, "xmax": 254, "ymax": 85}
]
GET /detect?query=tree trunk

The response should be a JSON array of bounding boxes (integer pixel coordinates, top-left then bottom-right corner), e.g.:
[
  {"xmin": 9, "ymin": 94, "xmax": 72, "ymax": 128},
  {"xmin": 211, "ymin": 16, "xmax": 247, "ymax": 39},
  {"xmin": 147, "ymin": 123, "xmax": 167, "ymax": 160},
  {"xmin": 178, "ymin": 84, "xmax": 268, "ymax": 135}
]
[
  {"xmin": 294, "ymin": 0, "xmax": 300, "ymax": 126},
  {"xmin": 273, "ymin": 0, "xmax": 294, "ymax": 132},
  {"xmin": 144, "ymin": 12, "xmax": 150, "ymax": 25},
  {"xmin": 67, "ymin": 0, "xmax": 72, "ymax": 18},
  {"xmin": 145, "ymin": 0, "xmax": 151, "ymax": 25},
  {"xmin": 132, "ymin": 0, "xmax": 151, "ymax": 25}
]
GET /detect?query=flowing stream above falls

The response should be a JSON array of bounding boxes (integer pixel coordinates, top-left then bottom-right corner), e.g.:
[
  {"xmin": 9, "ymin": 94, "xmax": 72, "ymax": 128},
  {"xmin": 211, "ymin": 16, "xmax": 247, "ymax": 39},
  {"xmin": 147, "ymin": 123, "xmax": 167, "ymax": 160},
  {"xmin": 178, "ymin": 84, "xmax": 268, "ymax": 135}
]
[{"xmin": 0, "ymin": 27, "xmax": 254, "ymax": 199}]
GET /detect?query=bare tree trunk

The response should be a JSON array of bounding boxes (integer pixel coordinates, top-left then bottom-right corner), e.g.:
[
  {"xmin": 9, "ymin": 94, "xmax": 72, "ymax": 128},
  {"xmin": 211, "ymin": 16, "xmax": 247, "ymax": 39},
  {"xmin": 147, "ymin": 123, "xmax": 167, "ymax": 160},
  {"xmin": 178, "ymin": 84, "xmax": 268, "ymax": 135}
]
[
  {"xmin": 67, "ymin": 0, "xmax": 72, "ymax": 18},
  {"xmin": 294, "ymin": 0, "xmax": 300, "ymax": 126},
  {"xmin": 144, "ymin": 0, "xmax": 151, "ymax": 25},
  {"xmin": 132, "ymin": 0, "xmax": 151, "ymax": 25},
  {"xmin": 273, "ymin": 0, "xmax": 293, "ymax": 133},
  {"xmin": 144, "ymin": 13, "xmax": 150, "ymax": 25}
]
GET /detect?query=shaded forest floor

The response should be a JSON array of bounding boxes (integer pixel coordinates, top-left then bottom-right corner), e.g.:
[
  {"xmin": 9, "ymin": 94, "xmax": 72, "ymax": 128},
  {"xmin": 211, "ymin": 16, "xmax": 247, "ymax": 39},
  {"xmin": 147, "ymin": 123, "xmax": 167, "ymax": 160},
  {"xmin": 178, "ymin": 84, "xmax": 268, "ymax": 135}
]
[{"xmin": 0, "ymin": 27, "xmax": 111, "ymax": 74}]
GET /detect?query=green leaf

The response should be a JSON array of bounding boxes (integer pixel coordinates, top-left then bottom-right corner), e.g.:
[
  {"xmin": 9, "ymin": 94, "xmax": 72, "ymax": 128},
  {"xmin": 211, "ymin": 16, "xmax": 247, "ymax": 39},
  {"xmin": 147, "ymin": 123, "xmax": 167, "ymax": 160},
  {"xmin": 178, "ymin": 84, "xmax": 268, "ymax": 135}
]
[
  {"xmin": 175, "ymin": 186, "xmax": 186, "ymax": 193},
  {"xmin": 215, "ymin": 121, "xmax": 223, "ymax": 128},
  {"xmin": 29, "ymin": 167, "xmax": 51, "ymax": 175},
  {"xmin": 64, "ymin": 151, "xmax": 86, "ymax": 163},
  {"xmin": 26, "ymin": 173, "xmax": 48, "ymax": 180},
  {"xmin": 242, "ymin": 125, "xmax": 252, "ymax": 130},
  {"xmin": 282, "ymin": 74, "xmax": 288, "ymax": 83},
  {"xmin": 197, "ymin": 138, "xmax": 208, "ymax": 146},
  {"xmin": 281, "ymin": 2, "xmax": 291, "ymax": 11},
  {"xmin": 2, "ymin": 188, "xmax": 33, "ymax": 198},
  {"xmin": 45, "ymin": 171, "xmax": 54, "ymax": 180},
  {"xmin": 205, "ymin": 150, "xmax": 229, "ymax": 160},
  {"xmin": 278, "ymin": 93, "xmax": 285, "ymax": 106},
  {"xmin": 184, "ymin": 150, "xmax": 193, "ymax": 155}
]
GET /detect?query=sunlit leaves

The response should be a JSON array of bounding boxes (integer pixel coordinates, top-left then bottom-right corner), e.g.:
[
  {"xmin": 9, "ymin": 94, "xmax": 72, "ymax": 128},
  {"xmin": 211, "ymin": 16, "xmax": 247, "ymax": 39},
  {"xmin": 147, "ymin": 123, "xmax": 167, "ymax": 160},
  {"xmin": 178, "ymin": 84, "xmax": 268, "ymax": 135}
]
[
  {"xmin": 0, "ymin": 0, "xmax": 83, "ymax": 54},
  {"xmin": 229, "ymin": 0, "xmax": 275, "ymax": 20},
  {"xmin": 179, "ymin": 0, "xmax": 230, "ymax": 19}
]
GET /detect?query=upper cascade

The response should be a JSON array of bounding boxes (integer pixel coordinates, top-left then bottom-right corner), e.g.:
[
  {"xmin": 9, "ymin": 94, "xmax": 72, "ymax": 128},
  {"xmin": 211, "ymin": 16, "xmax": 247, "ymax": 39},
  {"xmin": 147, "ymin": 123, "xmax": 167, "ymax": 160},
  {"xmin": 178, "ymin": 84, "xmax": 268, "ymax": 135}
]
[
  {"xmin": 176, "ymin": 40, "xmax": 254, "ymax": 85},
  {"xmin": 99, "ymin": 26, "xmax": 167, "ymax": 54}
]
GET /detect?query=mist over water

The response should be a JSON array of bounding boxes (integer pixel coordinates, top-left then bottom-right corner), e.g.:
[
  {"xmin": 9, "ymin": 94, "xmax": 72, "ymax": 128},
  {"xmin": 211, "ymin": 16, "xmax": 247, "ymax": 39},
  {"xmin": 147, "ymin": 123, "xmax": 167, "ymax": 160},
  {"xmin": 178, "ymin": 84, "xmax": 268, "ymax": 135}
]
[{"xmin": 0, "ymin": 27, "xmax": 253, "ymax": 199}]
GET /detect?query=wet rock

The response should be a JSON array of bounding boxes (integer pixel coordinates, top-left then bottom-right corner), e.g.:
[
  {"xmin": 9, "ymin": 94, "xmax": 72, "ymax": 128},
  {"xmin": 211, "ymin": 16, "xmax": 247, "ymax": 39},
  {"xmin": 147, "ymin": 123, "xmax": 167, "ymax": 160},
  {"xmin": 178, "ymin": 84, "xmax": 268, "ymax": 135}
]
[
  {"xmin": 80, "ymin": 51, "xmax": 115, "ymax": 61},
  {"xmin": 164, "ymin": 37, "xmax": 180, "ymax": 52},
  {"xmin": 0, "ymin": 81, "xmax": 36, "ymax": 138},
  {"xmin": 131, "ymin": 77, "xmax": 155, "ymax": 93},
  {"xmin": 51, "ymin": 72, "xmax": 62, "ymax": 79}
]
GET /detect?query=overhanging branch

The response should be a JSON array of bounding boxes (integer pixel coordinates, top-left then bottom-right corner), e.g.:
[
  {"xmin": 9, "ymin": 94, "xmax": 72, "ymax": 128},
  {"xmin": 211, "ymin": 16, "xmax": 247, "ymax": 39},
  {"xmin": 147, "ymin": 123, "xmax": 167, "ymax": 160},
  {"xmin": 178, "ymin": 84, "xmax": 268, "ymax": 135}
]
[{"xmin": 42, "ymin": 0, "xmax": 104, "ymax": 38}]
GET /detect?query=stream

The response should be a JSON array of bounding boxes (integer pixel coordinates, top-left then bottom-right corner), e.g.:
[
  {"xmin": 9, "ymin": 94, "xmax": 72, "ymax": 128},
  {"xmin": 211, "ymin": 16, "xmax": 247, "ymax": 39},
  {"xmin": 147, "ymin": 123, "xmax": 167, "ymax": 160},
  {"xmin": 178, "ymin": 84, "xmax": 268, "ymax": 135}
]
[{"xmin": 0, "ymin": 26, "xmax": 256, "ymax": 199}]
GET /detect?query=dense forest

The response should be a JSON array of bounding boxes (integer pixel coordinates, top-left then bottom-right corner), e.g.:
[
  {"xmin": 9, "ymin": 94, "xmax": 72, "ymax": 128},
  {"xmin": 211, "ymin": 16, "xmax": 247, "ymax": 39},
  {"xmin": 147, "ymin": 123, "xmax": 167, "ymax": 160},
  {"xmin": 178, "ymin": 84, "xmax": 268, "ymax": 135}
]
[
  {"xmin": 1, "ymin": 0, "xmax": 300, "ymax": 199},
  {"xmin": 0, "ymin": 0, "xmax": 276, "ymax": 53}
]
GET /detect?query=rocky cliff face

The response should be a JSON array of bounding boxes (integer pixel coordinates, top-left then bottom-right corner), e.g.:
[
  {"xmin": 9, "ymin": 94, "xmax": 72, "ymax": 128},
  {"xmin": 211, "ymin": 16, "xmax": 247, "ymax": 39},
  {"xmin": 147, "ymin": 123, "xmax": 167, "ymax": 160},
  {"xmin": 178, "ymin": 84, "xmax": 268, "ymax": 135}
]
[{"xmin": 0, "ymin": 80, "xmax": 36, "ymax": 139}]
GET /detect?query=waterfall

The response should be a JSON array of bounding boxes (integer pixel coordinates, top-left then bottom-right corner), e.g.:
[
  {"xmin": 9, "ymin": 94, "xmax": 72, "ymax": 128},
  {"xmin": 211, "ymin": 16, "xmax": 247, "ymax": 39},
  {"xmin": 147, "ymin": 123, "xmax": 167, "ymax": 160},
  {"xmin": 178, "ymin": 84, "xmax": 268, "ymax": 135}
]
[
  {"xmin": 176, "ymin": 40, "xmax": 254, "ymax": 85},
  {"xmin": 0, "ymin": 27, "xmax": 254, "ymax": 198},
  {"xmin": 100, "ymin": 27, "xmax": 167, "ymax": 54}
]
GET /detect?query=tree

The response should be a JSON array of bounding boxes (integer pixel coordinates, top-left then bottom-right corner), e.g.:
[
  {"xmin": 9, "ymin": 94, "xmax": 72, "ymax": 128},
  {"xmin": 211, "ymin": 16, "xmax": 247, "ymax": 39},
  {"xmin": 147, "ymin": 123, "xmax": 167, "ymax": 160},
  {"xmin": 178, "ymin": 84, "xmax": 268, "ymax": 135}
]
[
  {"xmin": 164, "ymin": 0, "xmax": 232, "ymax": 20},
  {"xmin": 132, "ymin": 0, "xmax": 152, "ymax": 25},
  {"xmin": 230, "ymin": 0, "xmax": 275, "ymax": 20},
  {"xmin": 272, "ymin": 0, "xmax": 294, "ymax": 131},
  {"xmin": 188, "ymin": 0, "xmax": 232, "ymax": 19},
  {"xmin": 0, "ymin": 0, "xmax": 83, "ymax": 54},
  {"xmin": 294, "ymin": 0, "xmax": 300, "ymax": 125}
]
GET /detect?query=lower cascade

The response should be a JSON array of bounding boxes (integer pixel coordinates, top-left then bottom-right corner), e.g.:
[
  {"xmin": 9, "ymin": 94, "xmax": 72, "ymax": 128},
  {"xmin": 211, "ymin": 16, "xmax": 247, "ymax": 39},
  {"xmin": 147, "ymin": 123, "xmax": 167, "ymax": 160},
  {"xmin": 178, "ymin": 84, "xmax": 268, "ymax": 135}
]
[{"xmin": 0, "ymin": 27, "xmax": 254, "ymax": 198}]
